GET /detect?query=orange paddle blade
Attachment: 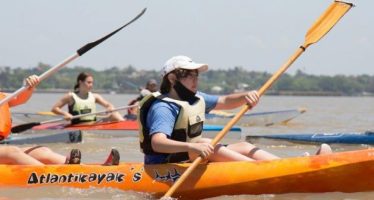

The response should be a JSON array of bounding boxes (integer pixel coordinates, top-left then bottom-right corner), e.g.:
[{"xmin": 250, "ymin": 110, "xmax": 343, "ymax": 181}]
[{"xmin": 304, "ymin": 1, "xmax": 353, "ymax": 48}]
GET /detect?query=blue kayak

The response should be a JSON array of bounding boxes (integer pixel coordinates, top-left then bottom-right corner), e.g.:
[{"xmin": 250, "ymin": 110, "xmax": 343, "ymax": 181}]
[
  {"xmin": 203, "ymin": 124, "xmax": 241, "ymax": 132},
  {"xmin": 246, "ymin": 131, "xmax": 374, "ymax": 144}
]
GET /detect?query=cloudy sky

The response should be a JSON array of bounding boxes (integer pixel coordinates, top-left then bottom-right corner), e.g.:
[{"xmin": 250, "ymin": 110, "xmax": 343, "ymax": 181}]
[{"xmin": 0, "ymin": 0, "xmax": 371, "ymax": 75}]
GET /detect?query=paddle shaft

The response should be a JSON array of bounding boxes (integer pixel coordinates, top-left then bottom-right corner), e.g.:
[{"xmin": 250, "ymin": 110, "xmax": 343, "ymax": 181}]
[
  {"xmin": 163, "ymin": 1, "xmax": 353, "ymax": 198},
  {"xmin": 212, "ymin": 47, "xmax": 304, "ymax": 144},
  {"xmin": 11, "ymin": 104, "xmax": 137, "ymax": 133},
  {"xmin": 124, "ymin": 80, "xmax": 140, "ymax": 90},
  {"xmin": 42, "ymin": 105, "xmax": 136, "ymax": 125},
  {"xmin": 0, "ymin": 8, "xmax": 146, "ymax": 107},
  {"xmin": 0, "ymin": 54, "xmax": 79, "ymax": 106}
]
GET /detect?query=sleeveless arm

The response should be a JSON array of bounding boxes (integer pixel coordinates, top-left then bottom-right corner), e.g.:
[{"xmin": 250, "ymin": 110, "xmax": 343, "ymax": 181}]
[
  {"xmin": 51, "ymin": 93, "xmax": 73, "ymax": 117},
  {"xmin": 94, "ymin": 93, "xmax": 115, "ymax": 110}
]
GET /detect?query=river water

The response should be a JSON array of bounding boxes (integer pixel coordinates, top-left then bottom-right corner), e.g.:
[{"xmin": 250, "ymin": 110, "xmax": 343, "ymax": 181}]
[{"xmin": 2, "ymin": 93, "xmax": 373, "ymax": 199}]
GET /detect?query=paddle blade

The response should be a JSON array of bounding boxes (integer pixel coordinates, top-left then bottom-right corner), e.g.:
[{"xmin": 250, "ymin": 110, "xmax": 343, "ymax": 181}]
[
  {"xmin": 304, "ymin": 1, "xmax": 353, "ymax": 48},
  {"xmin": 36, "ymin": 111, "xmax": 56, "ymax": 116},
  {"xmin": 77, "ymin": 8, "xmax": 147, "ymax": 56},
  {"xmin": 11, "ymin": 122, "xmax": 41, "ymax": 133}
]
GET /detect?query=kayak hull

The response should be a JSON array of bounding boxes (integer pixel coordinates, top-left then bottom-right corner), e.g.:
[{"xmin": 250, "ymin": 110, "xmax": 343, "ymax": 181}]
[
  {"xmin": 12, "ymin": 112, "xmax": 58, "ymax": 123},
  {"xmin": 1, "ymin": 130, "xmax": 82, "ymax": 144},
  {"xmin": 1, "ymin": 149, "xmax": 374, "ymax": 199},
  {"xmin": 206, "ymin": 108, "xmax": 306, "ymax": 126},
  {"xmin": 247, "ymin": 131, "xmax": 374, "ymax": 144}
]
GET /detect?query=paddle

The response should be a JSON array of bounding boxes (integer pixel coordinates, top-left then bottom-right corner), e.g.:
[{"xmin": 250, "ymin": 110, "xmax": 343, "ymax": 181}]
[
  {"xmin": 0, "ymin": 8, "xmax": 147, "ymax": 107},
  {"xmin": 162, "ymin": 1, "xmax": 353, "ymax": 198},
  {"xmin": 11, "ymin": 104, "xmax": 137, "ymax": 133},
  {"xmin": 123, "ymin": 80, "xmax": 141, "ymax": 90}
]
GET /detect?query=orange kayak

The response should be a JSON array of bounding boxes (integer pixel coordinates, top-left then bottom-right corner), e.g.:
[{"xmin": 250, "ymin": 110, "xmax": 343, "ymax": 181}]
[{"xmin": 1, "ymin": 149, "xmax": 374, "ymax": 199}]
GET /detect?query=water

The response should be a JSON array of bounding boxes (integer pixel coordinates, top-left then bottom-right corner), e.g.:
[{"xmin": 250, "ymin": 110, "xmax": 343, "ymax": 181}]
[{"xmin": 3, "ymin": 93, "xmax": 374, "ymax": 199}]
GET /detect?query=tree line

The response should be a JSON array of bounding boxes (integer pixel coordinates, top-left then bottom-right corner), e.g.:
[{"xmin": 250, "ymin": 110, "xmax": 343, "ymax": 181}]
[{"xmin": 1, "ymin": 63, "xmax": 373, "ymax": 96}]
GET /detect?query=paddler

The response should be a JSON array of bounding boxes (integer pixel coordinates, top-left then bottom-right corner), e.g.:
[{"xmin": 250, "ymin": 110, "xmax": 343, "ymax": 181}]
[
  {"xmin": 125, "ymin": 79, "xmax": 158, "ymax": 120},
  {"xmin": 0, "ymin": 75, "xmax": 80, "ymax": 165},
  {"xmin": 138, "ymin": 55, "xmax": 332, "ymax": 164},
  {"xmin": 51, "ymin": 72, "xmax": 124, "ymax": 124}
]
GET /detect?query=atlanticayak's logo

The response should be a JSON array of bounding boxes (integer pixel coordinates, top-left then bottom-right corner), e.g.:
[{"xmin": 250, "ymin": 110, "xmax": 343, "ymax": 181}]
[
  {"xmin": 155, "ymin": 168, "xmax": 181, "ymax": 182},
  {"xmin": 28, "ymin": 172, "xmax": 125, "ymax": 184}
]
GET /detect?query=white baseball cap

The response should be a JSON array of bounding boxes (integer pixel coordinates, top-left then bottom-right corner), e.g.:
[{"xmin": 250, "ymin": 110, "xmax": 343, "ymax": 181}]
[{"xmin": 161, "ymin": 55, "xmax": 208, "ymax": 78}]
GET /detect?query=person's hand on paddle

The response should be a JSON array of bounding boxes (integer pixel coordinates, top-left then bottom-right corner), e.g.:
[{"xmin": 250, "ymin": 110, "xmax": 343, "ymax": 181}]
[
  {"xmin": 245, "ymin": 90, "xmax": 259, "ymax": 108},
  {"xmin": 102, "ymin": 104, "xmax": 116, "ymax": 117},
  {"xmin": 24, "ymin": 75, "xmax": 40, "ymax": 89},
  {"xmin": 188, "ymin": 142, "xmax": 214, "ymax": 159},
  {"xmin": 63, "ymin": 113, "xmax": 74, "ymax": 121},
  {"xmin": 213, "ymin": 90, "xmax": 260, "ymax": 110},
  {"xmin": 106, "ymin": 105, "xmax": 115, "ymax": 113},
  {"xmin": 8, "ymin": 74, "xmax": 41, "ymax": 107}
]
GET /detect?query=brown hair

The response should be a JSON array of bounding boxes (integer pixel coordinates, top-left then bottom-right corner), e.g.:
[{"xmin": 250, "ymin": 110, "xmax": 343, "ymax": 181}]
[
  {"xmin": 160, "ymin": 76, "xmax": 171, "ymax": 94},
  {"xmin": 74, "ymin": 72, "xmax": 93, "ymax": 92}
]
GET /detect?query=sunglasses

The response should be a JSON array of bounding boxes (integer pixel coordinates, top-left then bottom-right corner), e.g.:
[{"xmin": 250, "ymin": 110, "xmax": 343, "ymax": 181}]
[{"xmin": 174, "ymin": 69, "xmax": 199, "ymax": 79}]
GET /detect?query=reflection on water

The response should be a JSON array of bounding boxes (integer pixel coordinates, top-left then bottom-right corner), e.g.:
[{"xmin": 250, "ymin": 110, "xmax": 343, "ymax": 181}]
[{"xmin": 5, "ymin": 93, "xmax": 374, "ymax": 199}]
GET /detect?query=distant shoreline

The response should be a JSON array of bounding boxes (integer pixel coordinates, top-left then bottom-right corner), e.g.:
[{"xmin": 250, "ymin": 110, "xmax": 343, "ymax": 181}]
[
  {"xmin": 2, "ymin": 89, "xmax": 139, "ymax": 95},
  {"xmin": 2, "ymin": 66, "xmax": 373, "ymax": 97},
  {"xmin": 2, "ymin": 89, "xmax": 371, "ymax": 97}
]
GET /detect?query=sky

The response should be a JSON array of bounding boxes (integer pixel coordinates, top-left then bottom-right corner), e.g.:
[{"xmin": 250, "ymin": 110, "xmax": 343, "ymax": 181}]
[{"xmin": 0, "ymin": 0, "xmax": 372, "ymax": 76}]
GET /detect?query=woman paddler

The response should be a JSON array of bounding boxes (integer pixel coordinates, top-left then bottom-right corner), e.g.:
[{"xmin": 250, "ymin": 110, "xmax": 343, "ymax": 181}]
[
  {"xmin": 138, "ymin": 55, "xmax": 333, "ymax": 164},
  {"xmin": 51, "ymin": 72, "xmax": 124, "ymax": 124}
]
